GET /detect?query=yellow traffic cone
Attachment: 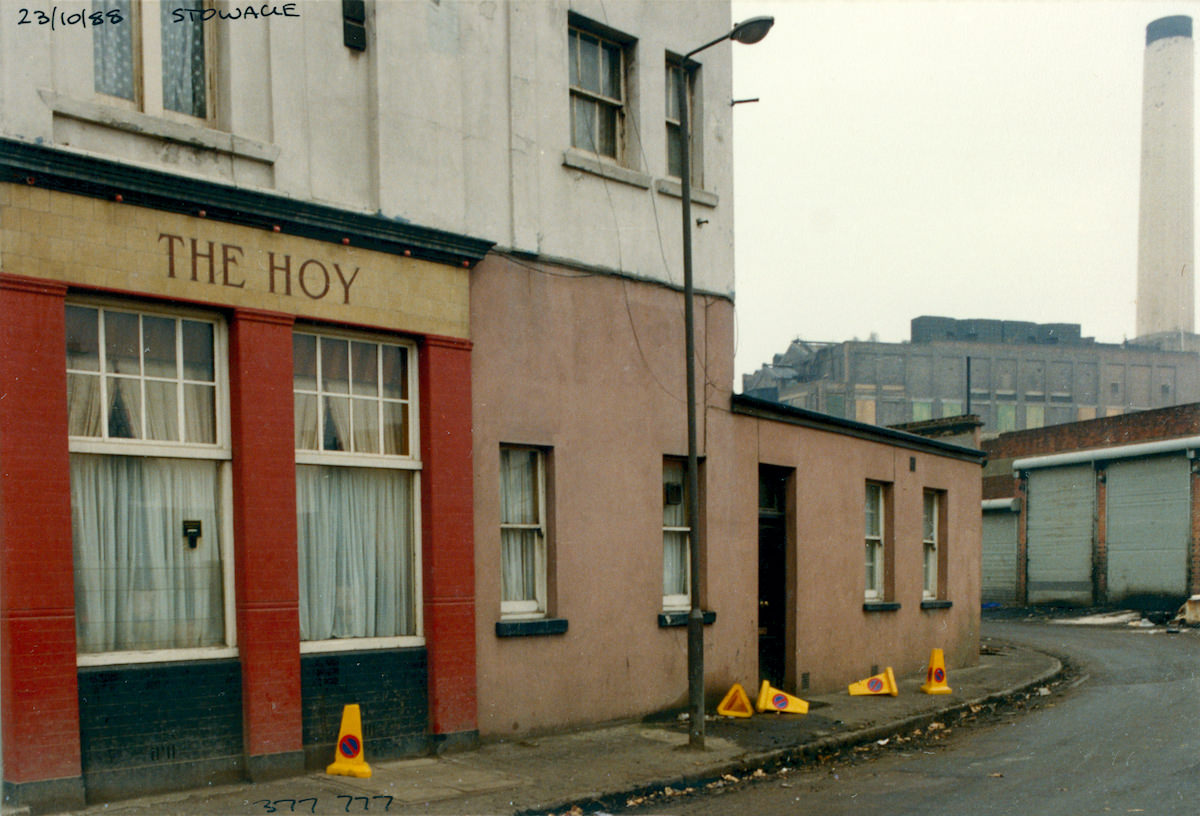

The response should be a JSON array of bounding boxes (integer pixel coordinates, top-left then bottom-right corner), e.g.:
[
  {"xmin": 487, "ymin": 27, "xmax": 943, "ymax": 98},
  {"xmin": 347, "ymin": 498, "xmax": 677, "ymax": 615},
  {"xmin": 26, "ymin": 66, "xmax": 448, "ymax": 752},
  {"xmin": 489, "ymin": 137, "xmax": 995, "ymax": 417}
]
[
  {"xmin": 716, "ymin": 683, "xmax": 755, "ymax": 718},
  {"xmin": 848, "ymin": 666, "xmax": 898, "ymax": 696},
  {"xmin": 920, "ymin": 648, "xmax": 953, "ymax": 695},
  {"xmin": 755, "ymin": 679, "xmax": 809, "ymax": 714},
  {"xmin": 326, "ymin": 704, "xmax": 372, "ymax": 778}
]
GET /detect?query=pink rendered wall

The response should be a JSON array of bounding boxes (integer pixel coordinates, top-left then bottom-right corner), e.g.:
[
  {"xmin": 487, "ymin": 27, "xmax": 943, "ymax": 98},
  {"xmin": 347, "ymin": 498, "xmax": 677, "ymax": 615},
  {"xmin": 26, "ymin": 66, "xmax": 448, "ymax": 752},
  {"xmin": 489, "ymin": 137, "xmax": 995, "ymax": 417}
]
[
  {"xmin": 734, "ymin": 417, "xmax": 982, "ymax": 693},
  {"xmin": 470, "ymin": 257, "xmax": 754, "ymax": 736},
  {"xmin": 470, "ymin": 255, "xmax": 981, "ymax": 735}
]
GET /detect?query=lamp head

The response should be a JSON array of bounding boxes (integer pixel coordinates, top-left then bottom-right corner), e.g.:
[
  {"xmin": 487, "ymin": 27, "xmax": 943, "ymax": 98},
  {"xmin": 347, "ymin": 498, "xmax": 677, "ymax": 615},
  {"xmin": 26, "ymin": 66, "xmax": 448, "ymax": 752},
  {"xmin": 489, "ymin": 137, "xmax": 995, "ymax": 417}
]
[{"xmin": 730, "ymin": 16, "xmax": 774, "ymax": 45}]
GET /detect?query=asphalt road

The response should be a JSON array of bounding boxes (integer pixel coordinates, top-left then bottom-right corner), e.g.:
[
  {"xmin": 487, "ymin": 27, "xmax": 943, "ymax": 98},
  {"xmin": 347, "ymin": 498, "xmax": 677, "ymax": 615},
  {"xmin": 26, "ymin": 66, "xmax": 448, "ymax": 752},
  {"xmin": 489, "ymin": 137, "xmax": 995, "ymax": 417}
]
[{"xmin": 624, "ymin": 619, "xmax": 1200, "ymax": 816}]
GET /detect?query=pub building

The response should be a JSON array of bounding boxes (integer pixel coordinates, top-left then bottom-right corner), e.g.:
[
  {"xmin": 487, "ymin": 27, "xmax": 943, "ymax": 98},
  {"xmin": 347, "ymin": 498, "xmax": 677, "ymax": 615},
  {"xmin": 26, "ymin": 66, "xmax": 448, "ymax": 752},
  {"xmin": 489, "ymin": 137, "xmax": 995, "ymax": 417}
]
[{"xmin": 0, "ymin": 138, "xmax": 491, "ymax": 809}]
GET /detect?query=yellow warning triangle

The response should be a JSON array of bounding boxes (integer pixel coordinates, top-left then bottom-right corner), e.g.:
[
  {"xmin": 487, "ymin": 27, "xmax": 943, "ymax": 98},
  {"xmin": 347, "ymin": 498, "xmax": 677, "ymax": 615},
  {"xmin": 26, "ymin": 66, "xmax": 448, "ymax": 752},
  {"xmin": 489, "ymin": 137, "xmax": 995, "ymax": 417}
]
[{"xmin": 716, "ymin": 683, "xmax": 754, "ymax": 718}]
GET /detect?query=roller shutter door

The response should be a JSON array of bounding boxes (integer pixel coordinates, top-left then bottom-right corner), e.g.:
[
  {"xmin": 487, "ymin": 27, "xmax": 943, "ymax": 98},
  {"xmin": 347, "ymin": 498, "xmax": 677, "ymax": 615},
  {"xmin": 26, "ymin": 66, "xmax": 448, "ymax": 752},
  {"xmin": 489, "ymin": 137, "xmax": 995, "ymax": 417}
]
[
  {"xmin": 982, "ymin": 509, "xmax": 1019, "ymax": 603},
  {"xmin": 1026, "ymin": 465, "xmax": 1095, "ymax": 604},
  {"xmin": 1105, "ymin": 455, "xmax": 1190, "ymax": 601}
]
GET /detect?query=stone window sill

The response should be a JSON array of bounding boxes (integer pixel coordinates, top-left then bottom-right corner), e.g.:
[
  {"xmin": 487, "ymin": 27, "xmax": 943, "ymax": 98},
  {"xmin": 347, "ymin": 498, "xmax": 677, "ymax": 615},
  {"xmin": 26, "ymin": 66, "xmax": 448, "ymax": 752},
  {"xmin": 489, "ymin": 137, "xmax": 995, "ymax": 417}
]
[
  {"xmin": 40, "ymin": 90, "xmax": 279, "ymax": 165},
  {"xmin": 862, "ymin": 601, "xmax": 902, "ymax": 613},
  {"xmin": 921, "ymin": 600, "xmax": 953, "ymax": 610},
  {"xmin": 495, "ymin": 618, "xmax": 568, "ymax": 638},
  {"xmin": 654, "ymin": 178, "xmax": 719, "ymax": 208},
  {"xmin": 657, "ymin": 610, "xmax": 717, "ymax": 628},
  {"xmin": 562, "ymin": 149, "xmax": 652, "ymax": 189}
]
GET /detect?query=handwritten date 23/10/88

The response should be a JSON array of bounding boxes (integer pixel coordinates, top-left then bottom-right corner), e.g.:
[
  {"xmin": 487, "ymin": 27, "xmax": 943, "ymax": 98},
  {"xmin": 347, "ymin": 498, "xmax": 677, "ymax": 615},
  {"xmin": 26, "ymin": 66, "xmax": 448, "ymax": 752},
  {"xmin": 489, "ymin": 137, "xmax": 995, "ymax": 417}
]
[
  {"xmin": 252, "ymin": 796, "xmax": 396, "ymax": 813},
  {"xmin": 17, "ymin": 6, "xmax": 123, "ymax": 28}
]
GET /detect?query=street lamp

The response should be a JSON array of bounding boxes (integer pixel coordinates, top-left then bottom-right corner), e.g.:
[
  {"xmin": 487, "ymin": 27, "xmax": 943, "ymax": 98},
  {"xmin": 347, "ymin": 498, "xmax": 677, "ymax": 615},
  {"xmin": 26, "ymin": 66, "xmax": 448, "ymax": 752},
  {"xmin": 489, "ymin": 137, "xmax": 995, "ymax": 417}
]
[{"xmin": 677, "ymin": 15, "xmax": 773, "ymax": 751}]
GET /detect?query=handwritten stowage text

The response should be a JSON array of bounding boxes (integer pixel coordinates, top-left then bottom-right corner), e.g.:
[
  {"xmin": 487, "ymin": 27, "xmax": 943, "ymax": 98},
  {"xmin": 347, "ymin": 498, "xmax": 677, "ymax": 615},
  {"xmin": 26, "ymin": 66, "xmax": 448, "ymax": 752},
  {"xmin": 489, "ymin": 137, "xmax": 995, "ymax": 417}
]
[
  {"xmin": 170, "ymin": 3, "xmax": 299, "ymax": 22},
  {"xmin": 16, "ymin": 4, "xmax": 299, "ymax": 29}
]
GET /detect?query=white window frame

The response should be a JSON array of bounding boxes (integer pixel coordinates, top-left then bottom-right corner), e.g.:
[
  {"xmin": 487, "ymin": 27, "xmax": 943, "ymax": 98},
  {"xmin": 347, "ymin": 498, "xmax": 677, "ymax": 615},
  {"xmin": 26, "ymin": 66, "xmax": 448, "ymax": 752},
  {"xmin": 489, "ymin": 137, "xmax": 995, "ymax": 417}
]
[
  {"xmin": 662, "ymin": 458, "xmax": 691, "ymax": 612},
  {"xmin": 865, "ymin": 482, "xmax": 884, "ymax": 601},
  {"xmin": 499, "ymin": 446, "xmax": 548, "ymax": 620},
  {"xmin": 68, "ymin": 298, "xmax": 236, "ymax": 667},
  {"xmin": 92, "ymin": 0, "xmax": 215, "ymax": 123},
  {"xmin": 568, "ymin": 22, "xmax": 628, "ymax": 163},
  {"xmin": 294, "ymin": 328, "xmax": 424, "ymax": 654},
  {"xmin": 923, "ymin": 491, "xmax": 940, "ymax": 600}
]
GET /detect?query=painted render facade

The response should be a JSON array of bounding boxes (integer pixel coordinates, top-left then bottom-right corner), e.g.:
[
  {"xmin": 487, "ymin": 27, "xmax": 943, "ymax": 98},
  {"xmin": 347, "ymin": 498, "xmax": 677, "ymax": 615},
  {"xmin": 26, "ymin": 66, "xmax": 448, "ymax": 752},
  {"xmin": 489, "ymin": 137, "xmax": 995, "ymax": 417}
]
[{"xmin": 0, "ymin": 2, "xmax": 984, "ymax": 812}]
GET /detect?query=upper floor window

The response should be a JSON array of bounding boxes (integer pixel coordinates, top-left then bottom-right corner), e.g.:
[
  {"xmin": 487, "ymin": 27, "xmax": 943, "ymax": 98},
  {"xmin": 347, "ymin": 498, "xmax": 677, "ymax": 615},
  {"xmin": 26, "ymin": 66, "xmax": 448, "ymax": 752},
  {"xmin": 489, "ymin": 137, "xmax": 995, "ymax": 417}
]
[
  {"xmin": 666, "ymin": 59, "xmax": 699, "ymax": 182},
  {"xmin": 93, "ymin": 0, "xmax": 210, "ymax": 120},
  {"xmin": 569, "ymin": 23, "xmax": 627, "ymax": 161}
]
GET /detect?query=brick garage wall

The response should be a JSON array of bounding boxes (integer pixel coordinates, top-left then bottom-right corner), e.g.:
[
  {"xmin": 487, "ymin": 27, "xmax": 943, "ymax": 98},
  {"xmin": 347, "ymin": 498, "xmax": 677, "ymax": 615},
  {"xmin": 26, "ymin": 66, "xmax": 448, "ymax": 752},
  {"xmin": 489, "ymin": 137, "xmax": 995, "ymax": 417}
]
[
  {"xmin": 300, "ymin": 649, "xmax": 428, "ymax": 768},
  {"xmin": 982, "ymin": 403, "xmax": 1200, "ymax": 500},
  {"xmin": 984, "ymin": 403, "xmax": 1200, "ymax": 461},
  {"xmin": 77, "ymin": 661, "xmax": 244, "ymax": 801}
]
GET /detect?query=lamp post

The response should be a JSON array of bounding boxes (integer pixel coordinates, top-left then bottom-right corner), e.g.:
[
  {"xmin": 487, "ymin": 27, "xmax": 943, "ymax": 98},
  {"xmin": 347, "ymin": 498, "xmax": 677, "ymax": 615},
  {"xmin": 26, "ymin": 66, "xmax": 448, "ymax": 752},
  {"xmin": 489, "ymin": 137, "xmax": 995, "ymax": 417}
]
[{"xmin": 677, "ymin": 15, "xmax": 773, "ymax": 750}]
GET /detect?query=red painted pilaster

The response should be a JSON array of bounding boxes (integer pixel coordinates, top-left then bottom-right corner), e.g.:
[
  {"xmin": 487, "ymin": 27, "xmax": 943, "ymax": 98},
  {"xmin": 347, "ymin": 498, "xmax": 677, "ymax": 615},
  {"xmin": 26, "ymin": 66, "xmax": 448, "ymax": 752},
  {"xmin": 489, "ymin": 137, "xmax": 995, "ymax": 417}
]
[
  {"xmin": 228, "ymin": 309, "xmax": 303, "ymax": 771},
  {"xmin": 1015, "ymin": 474, "xmax": 1028, "ymax": 605},
  {"xmin": 0, "ymin": 275, "xmax": 83, "ymax": 788},
  {"xmin": 418, "ymin": 335, "xmax": 477, "ymax": 739}
]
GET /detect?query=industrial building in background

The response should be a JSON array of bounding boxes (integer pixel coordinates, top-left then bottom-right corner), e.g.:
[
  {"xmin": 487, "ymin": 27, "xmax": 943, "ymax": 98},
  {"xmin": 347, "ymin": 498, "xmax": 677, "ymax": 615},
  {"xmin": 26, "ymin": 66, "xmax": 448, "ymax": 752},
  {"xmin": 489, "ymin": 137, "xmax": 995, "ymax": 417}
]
[
  {"xmin": 742, "ymin": 316, "xmax": 1200, "ymax": 434},
  {"xmin": 745, "ymin": 15, "xmax": 1200, "ymax": 436}
]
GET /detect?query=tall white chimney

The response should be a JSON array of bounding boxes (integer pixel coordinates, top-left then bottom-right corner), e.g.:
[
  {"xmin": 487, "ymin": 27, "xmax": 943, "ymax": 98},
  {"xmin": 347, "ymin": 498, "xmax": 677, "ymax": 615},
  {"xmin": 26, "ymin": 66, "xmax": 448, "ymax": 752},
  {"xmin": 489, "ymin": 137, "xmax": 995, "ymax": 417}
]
[{"xmin": 1136, "ymin": 15, "xmax": 1194, "ymax": 339}]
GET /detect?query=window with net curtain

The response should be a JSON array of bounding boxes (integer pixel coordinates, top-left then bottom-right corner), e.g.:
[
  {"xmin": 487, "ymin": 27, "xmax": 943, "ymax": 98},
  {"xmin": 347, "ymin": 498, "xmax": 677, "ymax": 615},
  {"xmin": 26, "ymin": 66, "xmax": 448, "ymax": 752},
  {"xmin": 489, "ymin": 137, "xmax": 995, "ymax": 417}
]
[
  {"xmin": 92, "ymin": 0, "xmax": 208, "ymax": 118},
  {"xmin": 293, "ymin": 332, "xmax": 417, "ymax": 643},
  {"xmin": 500, "ymin": 447, "xmax": 545, "ymax": 618},
  {"xmin": 66, "ymin": 304, "xmax": 226, "ymax": 654},
  {"xmin": 662, "ymin": 459, "xmax": 690, "ymax": 610},
  {"xmin": 865, "ymin": 482, "xmax": 884, "ymax": 600},
  {"xmin": 923, "ymin": 490, "xmax": 941, "ymax": 599}
]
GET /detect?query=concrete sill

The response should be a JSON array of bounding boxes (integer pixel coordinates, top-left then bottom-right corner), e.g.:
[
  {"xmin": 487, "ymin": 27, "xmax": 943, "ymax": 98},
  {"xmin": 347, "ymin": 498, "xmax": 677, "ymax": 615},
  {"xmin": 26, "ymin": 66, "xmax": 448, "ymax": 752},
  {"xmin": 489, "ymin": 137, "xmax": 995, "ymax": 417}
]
[
  {"xmin": 921, "ymin": 600, "xmax": 953, "ymax": 610},
  {"xmin": 40, "ymin": 90, "xmax": 279, "ymax": 164},
  {"xmin": 657, "ymin": 610, "xmax": 717, "ymax": 628},
  {"xmin": 495, "ymin": 618, "xmax": 568, "ymax": 638},
  {"xmin": 653, "ymin": 178, "xmax": 719, "ymax": 208},
  {"xmin": 562, "ymin": 149, "xmax": 652, "ymax": 189},
  {"xmin": 862, "ymin": 601, "xmax": 902, "ymax": 613}
]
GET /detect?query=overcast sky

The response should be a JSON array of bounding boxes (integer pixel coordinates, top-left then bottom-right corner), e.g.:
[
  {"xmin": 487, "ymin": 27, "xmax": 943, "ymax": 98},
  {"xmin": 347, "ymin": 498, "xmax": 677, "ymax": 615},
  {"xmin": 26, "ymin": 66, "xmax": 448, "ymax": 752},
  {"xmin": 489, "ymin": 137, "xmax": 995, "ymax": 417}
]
[{"xmin": 730, "ymin": 0, "xmax": 1200, "ymax": 380}]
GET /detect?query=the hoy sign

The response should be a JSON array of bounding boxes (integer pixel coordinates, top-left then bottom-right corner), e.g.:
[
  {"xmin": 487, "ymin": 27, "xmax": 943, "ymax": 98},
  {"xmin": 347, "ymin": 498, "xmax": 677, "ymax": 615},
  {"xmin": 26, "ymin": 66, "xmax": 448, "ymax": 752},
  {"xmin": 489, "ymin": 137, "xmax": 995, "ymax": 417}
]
[{"xmin": 159, "ymin": 233, "xmax": 361, "ymax": 305}]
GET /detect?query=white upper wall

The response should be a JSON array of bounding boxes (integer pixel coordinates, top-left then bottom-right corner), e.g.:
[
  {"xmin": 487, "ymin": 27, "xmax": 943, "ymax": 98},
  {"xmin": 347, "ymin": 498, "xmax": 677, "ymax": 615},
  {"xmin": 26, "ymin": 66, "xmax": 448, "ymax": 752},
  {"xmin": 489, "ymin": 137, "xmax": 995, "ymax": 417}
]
[{"xmin": 0, "ymin": 0, "xmax": 736, "ymax": 295}]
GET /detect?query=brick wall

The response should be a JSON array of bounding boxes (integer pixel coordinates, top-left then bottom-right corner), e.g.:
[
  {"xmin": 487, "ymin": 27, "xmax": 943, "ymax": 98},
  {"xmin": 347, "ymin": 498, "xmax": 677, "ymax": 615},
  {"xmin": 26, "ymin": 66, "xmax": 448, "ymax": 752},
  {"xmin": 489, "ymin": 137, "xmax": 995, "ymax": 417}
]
[
  {"xmin": 300, "ymin": 649, "xmax": 428, "ymax": 767},
  {"xmin": 982, "ymin": 403, "xmax": 1200, "ymax": 500},
  {"xmin": 229, "ymin": 309, "xmax": 303, "ymax": 774},
  {"xmin": 77, "ymin": 661, "xmax": 244, "ymax": 801},
  {"xmin": 418, "ymin": 336, "xmax": 478, "ymax": 741},
  {"xmin": 984, "ymin": 403, "xmax": 1200, "ymax": 461},
  {"xmin": 0, "ymin": 275, "xmax": 84, "ymax": 810}
]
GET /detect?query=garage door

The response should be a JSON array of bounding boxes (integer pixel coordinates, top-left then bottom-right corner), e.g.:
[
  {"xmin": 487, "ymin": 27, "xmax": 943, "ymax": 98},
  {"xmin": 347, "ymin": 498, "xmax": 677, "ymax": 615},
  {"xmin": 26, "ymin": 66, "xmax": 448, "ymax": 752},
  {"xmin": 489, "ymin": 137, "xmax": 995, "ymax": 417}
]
[
  {"xmin": 1026, "ymin": 465, "xmax": 1095, "ymax": 604},
  {"xmin": 1106, "ymin": 455, "xmax": 1190, "ymax": 602},
  {"xmin": 982, "ymin": 509, "xmax": 1019, "ymax": 603}
]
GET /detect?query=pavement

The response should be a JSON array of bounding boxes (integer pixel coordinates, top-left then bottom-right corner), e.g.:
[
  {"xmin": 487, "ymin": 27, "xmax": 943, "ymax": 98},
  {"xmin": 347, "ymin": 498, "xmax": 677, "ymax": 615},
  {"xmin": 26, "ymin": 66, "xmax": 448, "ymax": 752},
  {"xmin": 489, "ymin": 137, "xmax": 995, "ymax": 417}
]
[{"xmin": 27, "ymin": 628, "xmax": 1062, "ymax": 816}]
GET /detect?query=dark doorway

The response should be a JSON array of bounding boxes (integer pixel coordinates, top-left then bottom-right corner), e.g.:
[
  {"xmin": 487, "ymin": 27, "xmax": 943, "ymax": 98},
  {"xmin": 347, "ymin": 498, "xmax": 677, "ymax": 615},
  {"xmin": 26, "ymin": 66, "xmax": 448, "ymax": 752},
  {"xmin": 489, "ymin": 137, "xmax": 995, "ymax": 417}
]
[{"xmin": 758, "ymin": 466, "xmax": 790, "ymax": 689}]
